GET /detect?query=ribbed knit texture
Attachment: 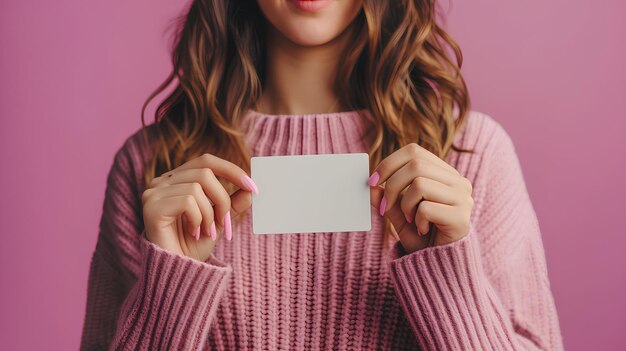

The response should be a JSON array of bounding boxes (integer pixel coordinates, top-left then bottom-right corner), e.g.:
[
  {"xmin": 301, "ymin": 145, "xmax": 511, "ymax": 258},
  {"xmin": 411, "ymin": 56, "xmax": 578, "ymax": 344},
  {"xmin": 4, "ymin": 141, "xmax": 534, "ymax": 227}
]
[{"xmin": 80, "ymin": 109, "xmax": 564, "ymax": 350}]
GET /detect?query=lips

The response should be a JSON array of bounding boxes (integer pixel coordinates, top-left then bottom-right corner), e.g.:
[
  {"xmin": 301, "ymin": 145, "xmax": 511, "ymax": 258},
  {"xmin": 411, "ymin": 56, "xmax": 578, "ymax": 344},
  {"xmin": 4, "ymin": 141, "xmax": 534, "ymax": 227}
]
[{"xmin": 288, "ymin": 0, "xmax": 334, "ymax": 12}]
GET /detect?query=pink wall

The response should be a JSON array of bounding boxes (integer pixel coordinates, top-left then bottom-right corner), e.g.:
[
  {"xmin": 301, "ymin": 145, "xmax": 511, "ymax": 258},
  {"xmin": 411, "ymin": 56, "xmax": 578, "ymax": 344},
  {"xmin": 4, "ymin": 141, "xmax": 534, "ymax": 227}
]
[{"xmin": 1, "ymin": 1, "xmax": 624, "ymax": 349}]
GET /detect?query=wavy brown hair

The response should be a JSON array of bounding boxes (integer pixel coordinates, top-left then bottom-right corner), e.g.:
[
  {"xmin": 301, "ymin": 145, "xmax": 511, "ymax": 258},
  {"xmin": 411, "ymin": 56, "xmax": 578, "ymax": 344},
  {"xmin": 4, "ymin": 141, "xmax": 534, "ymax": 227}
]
[{"xmin": 139, "ymin": 0, "xmax": 475, "ymax": 247}]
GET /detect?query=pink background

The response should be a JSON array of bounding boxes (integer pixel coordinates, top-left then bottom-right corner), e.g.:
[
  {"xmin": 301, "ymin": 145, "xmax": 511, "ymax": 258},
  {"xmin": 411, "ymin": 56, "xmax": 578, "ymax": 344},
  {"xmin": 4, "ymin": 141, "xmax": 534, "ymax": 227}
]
[{"xmin": 1, "ymin": 1, "xmax": 624, "ymax": 349}]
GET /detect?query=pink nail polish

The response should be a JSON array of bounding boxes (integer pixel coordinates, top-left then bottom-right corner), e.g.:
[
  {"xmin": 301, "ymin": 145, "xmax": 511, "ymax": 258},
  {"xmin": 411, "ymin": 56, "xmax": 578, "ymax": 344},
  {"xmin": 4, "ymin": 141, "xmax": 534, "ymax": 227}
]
[
  {"xmin": 194, "ymin": 226, "xmax": 200, "ymax": 241},
  {"xmin": 241, "ymin": 175, "xmax": 259, "ymax": 195},
  {"xmin": 379, "ymin": 195, "xmax": 387, "ymax": 216},
  {"xmin": 368, "ymin": 171, "xmax": 380, "ymax": 186},
  {"xmin": 417, "ymin": 227, "xmax": 422, "ymax": 236},
  {"xmin": 210, "ymin": 221, "xmax": 217, "ymax": 241},
  {"xmin": 224, "ymin": 211, "xmax": 232, "ymax": 240}
]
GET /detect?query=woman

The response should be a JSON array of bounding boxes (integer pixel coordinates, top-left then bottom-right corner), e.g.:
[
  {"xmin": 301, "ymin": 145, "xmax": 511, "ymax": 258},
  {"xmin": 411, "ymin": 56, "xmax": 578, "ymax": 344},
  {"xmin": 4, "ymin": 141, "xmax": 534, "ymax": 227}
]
[{"xmin": 80, "ymin": 0, "xmax": 564, "ymax": 350}]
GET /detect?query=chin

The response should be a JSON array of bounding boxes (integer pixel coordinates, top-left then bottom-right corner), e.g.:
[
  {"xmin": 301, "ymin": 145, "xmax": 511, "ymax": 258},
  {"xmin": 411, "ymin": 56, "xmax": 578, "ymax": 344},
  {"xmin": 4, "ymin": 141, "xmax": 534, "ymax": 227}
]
[{"xmin": 281, "ymin": 22, "xmax": 345, "ymax": 47}]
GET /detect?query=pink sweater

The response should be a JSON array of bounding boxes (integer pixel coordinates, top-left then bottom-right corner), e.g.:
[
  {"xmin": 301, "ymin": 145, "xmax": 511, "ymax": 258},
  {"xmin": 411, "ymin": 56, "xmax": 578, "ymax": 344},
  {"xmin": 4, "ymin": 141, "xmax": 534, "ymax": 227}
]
[{"xmin": 80, "ymin": 109, "xmax": 564, "ymax": 350}]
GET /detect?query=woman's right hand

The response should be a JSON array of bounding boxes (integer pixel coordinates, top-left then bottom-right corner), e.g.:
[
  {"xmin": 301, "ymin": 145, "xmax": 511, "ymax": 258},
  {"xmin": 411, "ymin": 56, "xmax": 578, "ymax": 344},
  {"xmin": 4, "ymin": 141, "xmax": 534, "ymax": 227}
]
[{"xmin": 141, "ymin": 153, "xmax": 259, "ymax": 262}]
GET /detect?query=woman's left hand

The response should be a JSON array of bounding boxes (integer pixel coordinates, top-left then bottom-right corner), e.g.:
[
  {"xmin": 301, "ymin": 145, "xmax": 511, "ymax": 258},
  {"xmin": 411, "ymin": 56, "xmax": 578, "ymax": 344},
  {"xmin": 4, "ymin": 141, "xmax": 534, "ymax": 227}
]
[{"xmin": 369, "ymin": 143, "xmax": 474, "ymax": 254}]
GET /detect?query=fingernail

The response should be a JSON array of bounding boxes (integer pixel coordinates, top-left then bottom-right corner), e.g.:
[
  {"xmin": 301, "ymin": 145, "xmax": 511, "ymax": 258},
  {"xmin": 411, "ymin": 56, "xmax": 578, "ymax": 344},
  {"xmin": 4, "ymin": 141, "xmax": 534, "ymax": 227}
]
[
  {"xmin": 241, "ymin": 175, "xmax": 259, "ymax": 195},
  {"xmin": 404, "ymin": 212, "xmax": 412, "ymax": 223},
  {"xmin": 379, "ymin": 195, "xmax": 387, "ymax": 216},
  {"xmin": 194, "ymin": 226, "xmax": 200, "ymax": 241},
  {"xmin": 224, "ymin": 211, "xmax": 232, "ymax": 240},
  {"xmin": 368, "ymin": 171, "xmax": 380, "ymax": 186},
  {"xmin": 210, "ymin": 221, "xmax": 217, "ymax": 241},
  {"xmin": 417, "ymin": 227, "xmax": 422, "ymax": 236}
]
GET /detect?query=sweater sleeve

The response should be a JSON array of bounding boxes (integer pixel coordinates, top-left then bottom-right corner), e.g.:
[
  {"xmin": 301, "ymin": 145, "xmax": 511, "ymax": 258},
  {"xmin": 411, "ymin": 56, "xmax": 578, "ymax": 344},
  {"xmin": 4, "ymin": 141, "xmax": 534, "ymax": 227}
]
[
  {"xmin": 80, "ymin": 135, "xmax": 233, "ymax": 350},
  {"xmin": 387, "ymin": 119, "xmax": 564, "ymax": 350}
]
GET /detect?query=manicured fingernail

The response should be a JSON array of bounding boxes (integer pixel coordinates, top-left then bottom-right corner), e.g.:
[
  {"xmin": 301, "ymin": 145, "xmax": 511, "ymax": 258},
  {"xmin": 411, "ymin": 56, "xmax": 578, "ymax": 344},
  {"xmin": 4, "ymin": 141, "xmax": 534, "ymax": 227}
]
[
  {"xmin": 404, "ymin": 212, "xmax": 412, "ymax": 223},
  {"xmin": 224, "ymin": 211, "xmax": 232, "ymax": 240},
  {"xmin": 368, "ymin": 171, "xmax": 380, "ymax": 186},
  {"xmin": 194, "ymin": 226, "xmax": 200, "ymax": 241},
  {"xmin": 241, "ymin": 175, "xmax": 259, "ymax": 195},
  {"xmin": 210, "ymin": 221, "xmax": 217, "ymax": 241},
  {"xmin": 417, "ymin": 227, "xmax": 422, "ymax": 236},
  {"xmin": 379, "ymin": 195, "xmax": 387, "ymax": 216}
]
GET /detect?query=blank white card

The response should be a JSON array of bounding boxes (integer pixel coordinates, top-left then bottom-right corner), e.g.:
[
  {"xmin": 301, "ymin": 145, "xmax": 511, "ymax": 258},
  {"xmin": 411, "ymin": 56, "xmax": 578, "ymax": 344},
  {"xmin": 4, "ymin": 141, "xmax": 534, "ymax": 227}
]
[{"xmin": 250, "ymin": 153, "xmax": 372, "ymax": 234}]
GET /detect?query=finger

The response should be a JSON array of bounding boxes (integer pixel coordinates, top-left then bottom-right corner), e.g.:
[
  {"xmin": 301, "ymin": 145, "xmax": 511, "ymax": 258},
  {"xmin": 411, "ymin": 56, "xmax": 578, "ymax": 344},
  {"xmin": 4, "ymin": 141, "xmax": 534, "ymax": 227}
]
[
  {"xmin": 205, "ymin": 188, "xmax": 252, "ymax": 241},
  {"xmin": 370, "ymin": 185, "xmax": 407, "ymax": 233},
  {"xmin": 230, "ymin": 188, "xmax": 252, "ymax": 219},
  {"xmin": 369, "ymin": 143, "xmax": 459, "ymax": 187},
  {"xmin": 416, "ymin": 213, "xmax": 431, "ymax": 237},
  {"xmin": 370, "ymin": 184, "xmax": 383, "ymax": 211},
  {"xmin": 158, "ymin": 153, "xmax": 258, "ymax": 194},
  {"xmin": 416, "ymin": 200, "xmax": 457, "ymax": 234},
  {"xmin": 153, "ymin": 168, "xmax": 232, "ymax": 228},
  {"xmin": 373, "ymin": 187, "xmax": 430, "ymax": 252},
  {"xmin": 157, "ymin": 194, "xmax": 203, "ymax": 240},
  {"xmin": 145, "ymin": 183, "xmax": 216, "ymax": 239},
  {"xmin": 383, "ymin": 159, "xmax": 460, "ymax": 213},
  {"xmin": 400, "ymin": 176, "xmax": 458, "ymax": 224}
]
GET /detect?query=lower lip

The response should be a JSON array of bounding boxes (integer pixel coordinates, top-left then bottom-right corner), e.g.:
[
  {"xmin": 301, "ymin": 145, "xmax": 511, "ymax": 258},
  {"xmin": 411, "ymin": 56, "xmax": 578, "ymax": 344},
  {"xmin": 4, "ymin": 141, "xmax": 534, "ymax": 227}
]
[{"xmin": 288, "ymin": 0, "xmax": 334, "ymax": 12}]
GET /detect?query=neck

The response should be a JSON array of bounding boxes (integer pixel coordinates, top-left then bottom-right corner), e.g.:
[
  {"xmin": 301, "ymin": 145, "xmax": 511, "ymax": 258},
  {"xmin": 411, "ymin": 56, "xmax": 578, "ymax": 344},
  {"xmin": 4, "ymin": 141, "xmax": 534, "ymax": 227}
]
[{"xmin": 254, "ymin": 23, "xmax": 354, "ymax": 115}]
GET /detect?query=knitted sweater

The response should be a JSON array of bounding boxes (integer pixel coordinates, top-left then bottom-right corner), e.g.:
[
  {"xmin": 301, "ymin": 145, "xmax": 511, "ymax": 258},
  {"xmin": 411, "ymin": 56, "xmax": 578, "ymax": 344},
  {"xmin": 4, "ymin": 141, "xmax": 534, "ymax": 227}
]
[{"xmin": 80, "ymin": 109, "xmax": 564, "ymax": 350}]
